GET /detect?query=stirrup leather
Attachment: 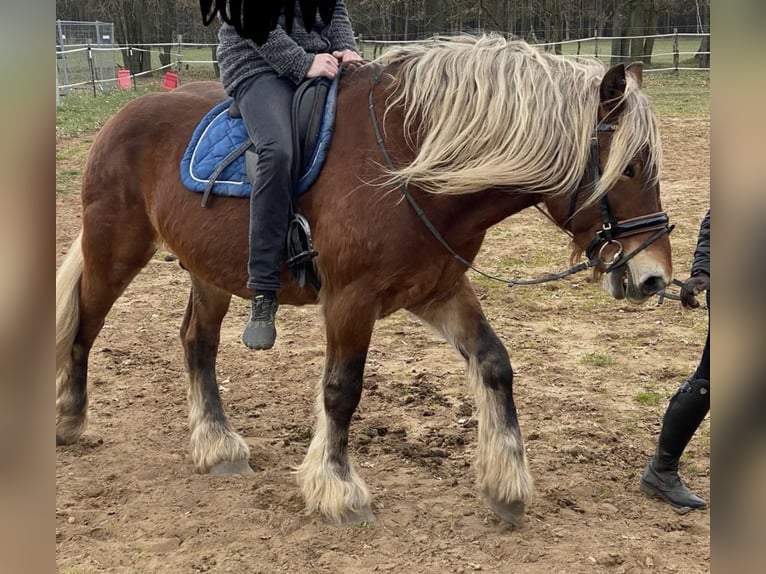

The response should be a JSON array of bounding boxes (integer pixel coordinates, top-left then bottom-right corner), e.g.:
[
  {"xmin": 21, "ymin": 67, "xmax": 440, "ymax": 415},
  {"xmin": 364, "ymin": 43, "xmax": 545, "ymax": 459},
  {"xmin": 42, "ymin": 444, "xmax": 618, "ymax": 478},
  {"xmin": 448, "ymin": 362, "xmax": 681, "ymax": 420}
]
[{"xmin": 286, "ymin": 212, "xmax": 320, "ymax": 291}]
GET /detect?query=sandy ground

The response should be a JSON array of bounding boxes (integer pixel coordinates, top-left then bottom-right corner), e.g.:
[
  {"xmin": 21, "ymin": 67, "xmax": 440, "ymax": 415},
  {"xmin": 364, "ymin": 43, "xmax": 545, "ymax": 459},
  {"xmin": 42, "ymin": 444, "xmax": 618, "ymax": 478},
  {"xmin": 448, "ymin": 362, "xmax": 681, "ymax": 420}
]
[{"xmin": 56, "ymin": 111, "xmax": 710, "ymax": 573}]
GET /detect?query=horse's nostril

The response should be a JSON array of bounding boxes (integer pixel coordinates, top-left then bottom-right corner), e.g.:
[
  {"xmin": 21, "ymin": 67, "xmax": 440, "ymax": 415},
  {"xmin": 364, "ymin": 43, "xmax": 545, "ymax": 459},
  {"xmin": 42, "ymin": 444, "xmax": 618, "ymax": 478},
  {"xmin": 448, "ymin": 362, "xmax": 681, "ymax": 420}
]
[{"xmin": 640, "ymin": 275, "xmax": 666, "ymax": 297}]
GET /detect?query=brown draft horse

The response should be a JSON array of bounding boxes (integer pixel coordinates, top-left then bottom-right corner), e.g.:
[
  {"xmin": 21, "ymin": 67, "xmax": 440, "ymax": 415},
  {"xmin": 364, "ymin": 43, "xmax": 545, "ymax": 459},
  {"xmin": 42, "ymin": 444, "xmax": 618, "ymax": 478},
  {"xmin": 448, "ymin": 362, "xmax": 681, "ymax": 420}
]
[{"xmin": 56, "ymin": 36, "xmax": 673, "ymax": 526}]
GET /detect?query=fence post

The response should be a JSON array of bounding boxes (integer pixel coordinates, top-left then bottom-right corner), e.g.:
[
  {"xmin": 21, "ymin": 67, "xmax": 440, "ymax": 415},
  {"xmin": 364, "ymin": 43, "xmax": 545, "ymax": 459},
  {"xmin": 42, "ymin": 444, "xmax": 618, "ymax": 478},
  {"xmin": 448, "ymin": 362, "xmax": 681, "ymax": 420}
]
[
  {"xmin": 594, "ymin": 27, "xmax": 598, "ymax": 59},
  {"xmin": 176, "ymin": 34, "xmax": 183, "ymax": 84},
  {"xmin": 128, "ymin": 47, "xmax": 136, "ymax": 90},
  {"xmin": 673, "ymin": 27, "xmax": 679, "ymax": 72},
  {"xmin": 57, "ymin": 20, "xmax": 70, "ymax": 95},
  {"xmin": 95, "ymin": 21, "xmax": 102, "ymax": 88},
  {"xmin": 87, "ymin": 40, "xmax": 97, "ymax": 97}
]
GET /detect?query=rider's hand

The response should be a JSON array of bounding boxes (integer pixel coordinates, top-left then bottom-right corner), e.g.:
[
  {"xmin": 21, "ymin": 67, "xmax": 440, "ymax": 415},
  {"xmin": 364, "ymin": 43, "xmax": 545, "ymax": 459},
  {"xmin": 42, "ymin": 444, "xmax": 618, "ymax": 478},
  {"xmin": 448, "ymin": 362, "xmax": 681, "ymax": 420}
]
[
  {"xmin": 332, "ymin": 49, "xmax": 364, "ymax": 66},
  {"xmin": 306, "ymin": 53, "xmax": 340, "ymax": 79},
  {"xmin": 680, "ymin": 274, "xmax": 710, "ymax": 309}
]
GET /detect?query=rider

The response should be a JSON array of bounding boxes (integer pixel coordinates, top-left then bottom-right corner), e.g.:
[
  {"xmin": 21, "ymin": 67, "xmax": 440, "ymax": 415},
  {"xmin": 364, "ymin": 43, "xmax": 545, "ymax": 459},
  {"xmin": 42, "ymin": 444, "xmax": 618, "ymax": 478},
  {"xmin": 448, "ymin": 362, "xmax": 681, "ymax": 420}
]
[
  {"xmin": 640, "ymin": 209, "xmax": 710, "ymax": 509},
  {"xmin": 216, "ymin": 1, "xmax": 362, "ymax": 350}
]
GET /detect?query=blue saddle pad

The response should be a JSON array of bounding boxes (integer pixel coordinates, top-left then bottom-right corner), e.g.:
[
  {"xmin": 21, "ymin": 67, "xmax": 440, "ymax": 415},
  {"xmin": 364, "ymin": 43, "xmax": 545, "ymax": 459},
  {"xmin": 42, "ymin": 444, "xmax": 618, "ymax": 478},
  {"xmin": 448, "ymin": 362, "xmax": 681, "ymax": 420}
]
[{"xmin": 180, "ymin": 76, "xmax": 338, "ymax": 199}]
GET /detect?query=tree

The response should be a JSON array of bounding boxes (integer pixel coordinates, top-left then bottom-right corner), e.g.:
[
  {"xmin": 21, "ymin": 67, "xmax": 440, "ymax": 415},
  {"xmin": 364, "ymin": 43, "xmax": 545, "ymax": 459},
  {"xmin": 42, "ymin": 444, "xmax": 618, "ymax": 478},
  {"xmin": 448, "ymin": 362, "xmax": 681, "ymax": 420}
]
[
  {"xmin": 610, "ymin": 0, "xmax": 629, "ymax": 65},
  {"xmin": 693, "ymin": 0, "xmax": 709, "ymax": 67},
  {"xmin": 425, "ymin": 0, "xmax": 446, "ymax": 35},
  {"xmin": 625, "ymin": 0, "xmax": 659, "ymax": 64}
]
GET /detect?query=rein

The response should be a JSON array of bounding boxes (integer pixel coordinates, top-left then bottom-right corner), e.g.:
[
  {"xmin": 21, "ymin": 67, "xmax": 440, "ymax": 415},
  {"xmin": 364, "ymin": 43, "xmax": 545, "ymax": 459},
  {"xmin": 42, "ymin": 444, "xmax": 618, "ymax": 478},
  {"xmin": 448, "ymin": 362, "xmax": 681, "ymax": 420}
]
[{"xmin": 366, "ymin": 68, "xmax": 673, "ymax": 291}]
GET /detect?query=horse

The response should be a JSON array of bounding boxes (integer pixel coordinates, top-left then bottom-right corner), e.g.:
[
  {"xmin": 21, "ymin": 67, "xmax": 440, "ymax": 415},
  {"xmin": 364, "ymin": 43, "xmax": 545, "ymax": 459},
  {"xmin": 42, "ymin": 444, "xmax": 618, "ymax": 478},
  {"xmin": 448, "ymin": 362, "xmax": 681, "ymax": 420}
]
[{"xmin": 56, "ymin": 36, "xmax": 673, "ymax": 527}]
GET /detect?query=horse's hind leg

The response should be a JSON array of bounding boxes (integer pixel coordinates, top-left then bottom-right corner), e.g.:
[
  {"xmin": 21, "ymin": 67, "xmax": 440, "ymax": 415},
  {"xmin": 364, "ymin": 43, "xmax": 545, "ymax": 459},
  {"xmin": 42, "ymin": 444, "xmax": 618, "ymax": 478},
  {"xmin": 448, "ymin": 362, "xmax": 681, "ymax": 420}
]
[
  {"xmin": 56, "ymin": 220, "xmax": 157, "ymax": 444},
  {"xmin": 182, "ymin": 275, "xmax": 251, "ymax": 475},
  {"xmin": 294, "ymin": 296, "xmax": 375, "ymax": 525},
  {"xmin": 410, "ymin": 276, "xmax": 533, "ymax": 526}
]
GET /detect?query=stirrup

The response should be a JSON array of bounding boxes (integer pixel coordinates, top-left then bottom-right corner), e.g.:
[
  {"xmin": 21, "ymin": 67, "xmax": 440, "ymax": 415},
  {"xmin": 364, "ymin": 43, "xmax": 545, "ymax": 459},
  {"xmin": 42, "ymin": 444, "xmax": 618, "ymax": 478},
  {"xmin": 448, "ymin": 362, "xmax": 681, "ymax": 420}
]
[{"xmin": 285, "ymin": 212, "xmax": 320, "ymax": 290}]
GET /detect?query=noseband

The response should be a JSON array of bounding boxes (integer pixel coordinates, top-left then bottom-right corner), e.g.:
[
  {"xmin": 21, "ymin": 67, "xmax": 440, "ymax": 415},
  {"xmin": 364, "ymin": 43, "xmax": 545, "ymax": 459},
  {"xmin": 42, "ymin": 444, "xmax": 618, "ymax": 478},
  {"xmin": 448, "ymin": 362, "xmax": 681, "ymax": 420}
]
[{"xmin": 565, "ymin": 122, "xmax": 673, "ymax": 273}]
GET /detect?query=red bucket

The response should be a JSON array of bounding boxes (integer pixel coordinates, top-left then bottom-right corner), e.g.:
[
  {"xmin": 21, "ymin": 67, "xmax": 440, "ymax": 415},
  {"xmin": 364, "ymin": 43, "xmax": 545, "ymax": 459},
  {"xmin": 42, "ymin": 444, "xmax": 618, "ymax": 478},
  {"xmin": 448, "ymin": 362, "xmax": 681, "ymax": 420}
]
[
  {"xmin": 162, "ymin": 71, "xmax": 179, "ymax": 90},
  {"xmin": 117, "ymin": 69, "xmax": 131, "ymax": 89}
]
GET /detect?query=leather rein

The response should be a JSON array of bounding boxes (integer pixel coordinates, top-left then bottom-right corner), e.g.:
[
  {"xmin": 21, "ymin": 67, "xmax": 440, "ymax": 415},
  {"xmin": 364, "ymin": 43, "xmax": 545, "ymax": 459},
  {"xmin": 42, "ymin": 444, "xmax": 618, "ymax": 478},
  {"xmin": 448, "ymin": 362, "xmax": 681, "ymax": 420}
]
[{"xmin": 367, "ymin": 68, "xmax": 674, "ymax": 290}]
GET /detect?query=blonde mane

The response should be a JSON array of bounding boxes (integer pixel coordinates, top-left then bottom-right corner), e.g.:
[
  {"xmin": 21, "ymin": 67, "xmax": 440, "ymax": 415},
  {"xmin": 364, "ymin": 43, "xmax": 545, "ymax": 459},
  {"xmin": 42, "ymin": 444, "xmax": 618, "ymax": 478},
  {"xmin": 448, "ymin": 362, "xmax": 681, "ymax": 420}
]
[{"xmin": 376, "ymin": 35, "xmax": 662, "ymax": 205}]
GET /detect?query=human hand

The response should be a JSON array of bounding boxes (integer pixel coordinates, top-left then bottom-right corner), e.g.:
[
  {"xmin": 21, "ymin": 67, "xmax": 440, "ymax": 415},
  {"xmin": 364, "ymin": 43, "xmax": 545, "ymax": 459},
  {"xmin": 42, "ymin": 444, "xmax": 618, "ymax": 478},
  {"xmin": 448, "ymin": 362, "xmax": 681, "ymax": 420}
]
[
  {"xmin": 332, "ymin": 49, "xmax": 364, "ymax": 66},
  {"xmin": 306, "ymin": 53, "xmax": 340, "ymax": 79},
  {"xmin": 680, "ymin": 274, "xmax": 710, "ymax": 309}
]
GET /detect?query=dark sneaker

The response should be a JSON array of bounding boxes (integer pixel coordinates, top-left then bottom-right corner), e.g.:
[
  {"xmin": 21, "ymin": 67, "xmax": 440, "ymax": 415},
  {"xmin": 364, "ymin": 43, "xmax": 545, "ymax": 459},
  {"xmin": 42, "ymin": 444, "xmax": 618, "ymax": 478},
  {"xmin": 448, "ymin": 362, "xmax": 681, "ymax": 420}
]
[
  {"xmin": 640, "ymin": 459, "xmax": 707, "ymax": 510},
  {"xmin": 242, "ymin": 294, "xmax": 278, "ymax": 350}
]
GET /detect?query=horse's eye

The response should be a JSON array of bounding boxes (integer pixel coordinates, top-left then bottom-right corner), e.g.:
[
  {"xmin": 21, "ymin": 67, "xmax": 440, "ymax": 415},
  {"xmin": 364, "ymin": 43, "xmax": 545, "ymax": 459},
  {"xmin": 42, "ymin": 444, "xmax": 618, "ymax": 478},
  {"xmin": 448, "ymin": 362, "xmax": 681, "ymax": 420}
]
[{"xmin": 622, "ymin": 164, "xmax": 635, "ymax": 178}]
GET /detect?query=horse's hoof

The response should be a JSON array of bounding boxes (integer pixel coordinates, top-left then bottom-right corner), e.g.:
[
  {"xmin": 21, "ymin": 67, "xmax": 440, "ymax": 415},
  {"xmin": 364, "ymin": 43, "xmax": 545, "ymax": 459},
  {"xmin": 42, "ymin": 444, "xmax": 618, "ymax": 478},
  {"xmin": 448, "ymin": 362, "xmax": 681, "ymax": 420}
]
[
  {"xmin": 56, "ymin": 417, "xmax": 87, "ymax": 445},
  {"xmin": 56, "ymin": 434, "xmax": 75, "ymax": 446},
  {"xmin": 332, "ymin": 507, "xmax": 376, "ymax": 527},
  {"xmin": 210, "ymin": 460, "xmax": 254, "ymax": 476},
  {"xmin": 484, "ymin": 496, "xmax": 525, "ymax": 526}
]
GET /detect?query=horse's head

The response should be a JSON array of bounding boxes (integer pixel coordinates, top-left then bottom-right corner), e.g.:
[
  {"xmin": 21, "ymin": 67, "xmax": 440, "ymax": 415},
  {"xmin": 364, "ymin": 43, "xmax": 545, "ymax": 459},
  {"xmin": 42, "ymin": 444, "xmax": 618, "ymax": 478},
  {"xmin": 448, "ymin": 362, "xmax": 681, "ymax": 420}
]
[{"xmin": 546, "ymin": 62, "xmax": 672, "ymax": 304}]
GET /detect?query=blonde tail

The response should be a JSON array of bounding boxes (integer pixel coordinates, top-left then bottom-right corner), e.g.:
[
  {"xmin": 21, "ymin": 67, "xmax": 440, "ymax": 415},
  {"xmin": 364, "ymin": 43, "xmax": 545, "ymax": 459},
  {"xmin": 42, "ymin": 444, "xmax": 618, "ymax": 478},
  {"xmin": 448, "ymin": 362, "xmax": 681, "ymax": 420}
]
[{"xmin": 56, "ymin": 232, "xmax": 86, "ymax": 443}]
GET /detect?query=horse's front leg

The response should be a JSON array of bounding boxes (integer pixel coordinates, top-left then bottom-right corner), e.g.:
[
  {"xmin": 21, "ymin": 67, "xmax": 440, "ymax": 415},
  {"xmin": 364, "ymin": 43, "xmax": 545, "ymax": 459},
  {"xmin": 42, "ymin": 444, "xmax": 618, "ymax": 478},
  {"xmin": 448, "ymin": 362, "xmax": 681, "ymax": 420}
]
[
  {"xmin": 183, "ymin": 276, "xmax": 252, "ymax": 475},
  {"xmin": 411, "ymin": 276, "xmax": 533, "ymax": 526},
  {"xmin": 294, "ymin": 296, "xmax": 375, "ymax": 525}
]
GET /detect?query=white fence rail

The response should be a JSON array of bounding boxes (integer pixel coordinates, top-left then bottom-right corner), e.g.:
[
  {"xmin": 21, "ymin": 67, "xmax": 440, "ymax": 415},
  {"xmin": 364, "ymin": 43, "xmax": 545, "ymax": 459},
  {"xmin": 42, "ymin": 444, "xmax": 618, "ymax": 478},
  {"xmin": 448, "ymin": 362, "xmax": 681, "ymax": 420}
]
[
  {"xmin": 55, "ymin": 32, "xmax": 709, "ymax": 102},
  {"xmin": 363, "ymin": 32, "xmax": 710, "ymax": 72}
]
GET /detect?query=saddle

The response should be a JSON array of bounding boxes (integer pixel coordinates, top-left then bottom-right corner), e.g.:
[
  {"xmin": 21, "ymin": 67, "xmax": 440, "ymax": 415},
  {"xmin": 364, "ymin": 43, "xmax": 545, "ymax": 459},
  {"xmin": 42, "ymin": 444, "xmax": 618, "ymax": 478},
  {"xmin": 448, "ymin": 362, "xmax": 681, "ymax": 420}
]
[
  {"xmin": 180, "ymin": 76, "xmax": 339, "ymax": 292},
  {"xmin": 228, "ymin": 76, "xmax": 332, "ymax": 198}
]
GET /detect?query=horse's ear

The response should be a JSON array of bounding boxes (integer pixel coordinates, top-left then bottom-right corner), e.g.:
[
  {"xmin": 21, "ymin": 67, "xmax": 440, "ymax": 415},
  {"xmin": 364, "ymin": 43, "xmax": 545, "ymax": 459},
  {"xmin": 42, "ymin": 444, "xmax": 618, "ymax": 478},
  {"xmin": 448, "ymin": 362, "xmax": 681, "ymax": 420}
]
[
  {"xmin": 626, "ymin": 61, "xmax": 644, "ymax": 89},
  {"xmin": 599, "ymin": 63, "xmax": 627, "ymax": 117},
  {"xmin": 600, "ymin": 63, "xmax": 626, "ymax": 104}
]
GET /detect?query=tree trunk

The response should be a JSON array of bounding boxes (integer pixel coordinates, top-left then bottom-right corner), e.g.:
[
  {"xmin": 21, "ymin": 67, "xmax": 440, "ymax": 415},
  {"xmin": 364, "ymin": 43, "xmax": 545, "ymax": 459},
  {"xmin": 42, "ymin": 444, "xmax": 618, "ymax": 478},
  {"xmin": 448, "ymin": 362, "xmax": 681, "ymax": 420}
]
[
  {"xmin": 552, "ymin": 0, "xmax": 563, "ymax": 54},
  {"xmin": 425, "ymin": 0, "xmax": 444, "ymax": 36},
  {"xmin": 642, "ymin": 0, "xmax": 658, "ymax": 65},
  {"xmin": 695, "ymin": 34, "xmax": 710, "ymax": 68},
  {"xmin": 628, "ymin": 1, "xmax": 645, "ymax": 62},
  {"xmin": 610, "ymin": 1, "xmax": 626, "ymax": 65},
  {"xmin": 211, "ymin": 45, "xmax": 219, "ymax": 77},
  {"xmin": 520, "ymin": 2, "xmax": 527, "ymax": 36},
  {"xmin": 695, "ymin": 1, "xmax": 710, "ymax": 67},
  {"xmin": 116, "ymin": 0, "xmax": 152, "ymax": 75},
  {"xmin": 159, "ymin": 45, "xmax": 171, "ymax": 68},
  {"xmin": 403, "ymin": 0, "xmax": 409, "ymax": 40}
]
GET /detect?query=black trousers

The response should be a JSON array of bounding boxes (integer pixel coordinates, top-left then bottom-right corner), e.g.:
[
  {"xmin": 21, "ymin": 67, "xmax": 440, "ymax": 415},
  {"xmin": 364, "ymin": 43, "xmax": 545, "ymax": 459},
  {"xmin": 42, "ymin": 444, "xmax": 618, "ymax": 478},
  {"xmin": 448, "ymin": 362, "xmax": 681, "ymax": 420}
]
[
  {"xmin": 234, "ymin": 73, "xmax": 296, "ymax": 293},
  {"xmin": 656, "ymin": 290, "xmax": 710, "ymax": 462},
  {"xmin": 691, "ymin": 290, "xmax": 710, "ymax": 382}
]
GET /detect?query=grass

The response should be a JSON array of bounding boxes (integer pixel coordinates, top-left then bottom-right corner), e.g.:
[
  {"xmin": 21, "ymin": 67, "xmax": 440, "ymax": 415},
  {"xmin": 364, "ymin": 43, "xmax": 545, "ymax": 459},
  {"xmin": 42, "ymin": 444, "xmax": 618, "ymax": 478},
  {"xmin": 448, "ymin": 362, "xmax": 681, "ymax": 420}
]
[
  {"xmin": 682, "ymin": 460, "xmax": 700, "ymax": 475},
  {"xmin": 56, "ymin": 85, "xmax": 162, "ymax": 138},
  {"xmin": 643, "ymin": 71, "xmax": 709, "ymax": 117},
  {"xmin": 56, "ymin": 44, "xmax": 709, "ymax": 140},
  {"xmin": 56, "ymin": 168, "xmax": 82, "ymax": 195},
  {"xmin": 634, "ymin": 391, "xmax": 664, "ymax": 406},
  {"xmin": 594, "ymin": 486, "xmax": 616, "ymax": 500},
  {"xmin": 56, "ymin": 139, "xmax": 95, "ymax": 195},
  {"xmin": 581, "ymin": 352, "xmax": 615, "ymax": 367}
]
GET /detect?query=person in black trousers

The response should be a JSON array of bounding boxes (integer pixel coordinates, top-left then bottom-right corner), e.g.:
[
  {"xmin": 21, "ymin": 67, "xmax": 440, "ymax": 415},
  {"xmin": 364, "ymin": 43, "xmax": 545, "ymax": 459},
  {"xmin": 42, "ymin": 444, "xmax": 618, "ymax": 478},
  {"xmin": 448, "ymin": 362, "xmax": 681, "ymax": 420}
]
[
  {"xmin": 216, "ymin": 1, "xmax": 361, "ymax": 350},
  {"xmin": 640, "ymin": 209, "xmax": 710, "ymax": 509}
]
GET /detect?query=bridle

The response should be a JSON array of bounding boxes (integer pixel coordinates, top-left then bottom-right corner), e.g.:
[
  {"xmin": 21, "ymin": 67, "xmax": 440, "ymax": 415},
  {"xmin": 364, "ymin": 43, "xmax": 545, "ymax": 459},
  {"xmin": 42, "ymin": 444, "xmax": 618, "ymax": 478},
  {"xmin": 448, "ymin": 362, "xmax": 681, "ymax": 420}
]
[
  {"xmin": 564, "ymin": 121, "xmax": 674, "ymax": 274},
  {"xmin": 367, "ymin": 68, "xmax": 673, "ymax": 288}
]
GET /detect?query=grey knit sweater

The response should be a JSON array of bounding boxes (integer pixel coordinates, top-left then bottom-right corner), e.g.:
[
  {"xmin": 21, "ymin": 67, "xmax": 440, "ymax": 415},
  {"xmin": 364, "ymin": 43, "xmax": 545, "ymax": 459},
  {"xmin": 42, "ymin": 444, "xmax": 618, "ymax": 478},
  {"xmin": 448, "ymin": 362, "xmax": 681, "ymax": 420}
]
[{"xmin": 217, "ymin": 1, "xmax": 357, "ymax": 96}]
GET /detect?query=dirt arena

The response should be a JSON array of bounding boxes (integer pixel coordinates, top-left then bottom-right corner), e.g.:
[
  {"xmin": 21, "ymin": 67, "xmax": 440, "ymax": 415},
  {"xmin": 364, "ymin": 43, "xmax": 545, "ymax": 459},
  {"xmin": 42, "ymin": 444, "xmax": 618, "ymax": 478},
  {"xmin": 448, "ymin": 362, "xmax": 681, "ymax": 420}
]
[{"xmin": 56, "ymin": 99, "xmax": 710, "ymax": 572}]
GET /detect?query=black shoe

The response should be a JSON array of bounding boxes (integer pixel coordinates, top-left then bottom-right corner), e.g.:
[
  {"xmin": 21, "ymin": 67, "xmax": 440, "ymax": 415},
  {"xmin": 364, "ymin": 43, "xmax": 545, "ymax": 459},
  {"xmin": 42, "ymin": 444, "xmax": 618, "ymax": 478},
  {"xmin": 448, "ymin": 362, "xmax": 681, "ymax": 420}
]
[
  {"xmin": 242, "ymin": 293, "xmax": 278, "ymax": 350},
  {"xmin": 640, "ymin": 457, "xmax": 707, "ymax": 510}
]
